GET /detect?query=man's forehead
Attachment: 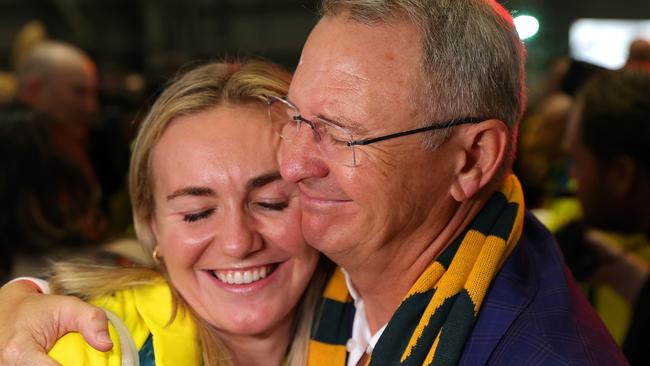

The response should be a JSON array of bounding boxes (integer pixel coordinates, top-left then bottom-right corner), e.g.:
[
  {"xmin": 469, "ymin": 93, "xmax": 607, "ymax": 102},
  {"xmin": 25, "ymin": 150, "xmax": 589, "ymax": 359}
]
[
  {"xmin": 291, "ymin": 16, "xmax": 420, "ymax": 100},
  {"xmin": 291, "ymin": 60, "xmax": 366, "ymax": 98}
]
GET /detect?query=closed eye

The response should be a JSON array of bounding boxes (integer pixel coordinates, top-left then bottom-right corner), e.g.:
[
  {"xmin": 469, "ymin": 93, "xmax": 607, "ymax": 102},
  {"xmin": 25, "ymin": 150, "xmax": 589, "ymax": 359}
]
[
  {"xmin": 324, "ymin": 132, "xmax": 351, "ymax": 146},
  {"xmin": 183, "ymin": 208, "xmax": 216, "ymax": 223},
  {"xmin": 257, "ymin": 201, "xmax": 289, "ymax": 211}
]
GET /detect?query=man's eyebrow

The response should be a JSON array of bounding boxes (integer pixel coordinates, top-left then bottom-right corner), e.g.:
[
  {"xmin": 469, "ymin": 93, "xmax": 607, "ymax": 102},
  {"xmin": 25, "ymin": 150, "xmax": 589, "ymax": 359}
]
[
  {"xmin": 284, "ymin": 98, "xmax": 368, "ymax": 134},
  {"xmin": 247, "ymin": 171, "xmax": 282, "ymax": 190},
  {"xmin": 325, "ymin": 113, "xmax": 369, "ymax": 134},
  {"xmin": 167, "ymin": 186, "xmax": 216, "ymax": 201}
]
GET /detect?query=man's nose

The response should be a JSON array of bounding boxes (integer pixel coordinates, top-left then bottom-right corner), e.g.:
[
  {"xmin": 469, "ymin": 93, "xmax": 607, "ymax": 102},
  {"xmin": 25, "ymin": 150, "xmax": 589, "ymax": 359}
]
[
  {"xmin": 278, "ymin": 125, "xmax": 330, "ymax": 184},
  {"xmin": 219, "ymin": 211, "xmax": 263, "ymax": 259}
]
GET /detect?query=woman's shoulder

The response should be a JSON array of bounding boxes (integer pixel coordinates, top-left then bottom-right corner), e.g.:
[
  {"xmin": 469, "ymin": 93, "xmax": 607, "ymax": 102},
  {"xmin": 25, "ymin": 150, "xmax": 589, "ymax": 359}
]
[
  {"xmin": 49, "ymin": 279, "xmax": 200, "ymax": 365},
  {"xmin": 89, "ymin": 277, "xmax": 174, "ymax": 323}
]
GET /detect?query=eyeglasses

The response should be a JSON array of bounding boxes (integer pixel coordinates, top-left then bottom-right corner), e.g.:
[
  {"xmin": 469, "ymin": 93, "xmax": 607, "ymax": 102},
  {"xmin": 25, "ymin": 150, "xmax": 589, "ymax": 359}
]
[{"xmin": 267, "ymin": 96, "xmax": 483, "ymax": 167}]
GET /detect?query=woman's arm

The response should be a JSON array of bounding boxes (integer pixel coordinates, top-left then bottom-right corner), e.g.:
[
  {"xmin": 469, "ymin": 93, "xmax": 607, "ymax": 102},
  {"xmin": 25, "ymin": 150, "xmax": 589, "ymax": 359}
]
[{"xmin": 0, "ymin": 280, "xmax": 113, "ymax": 365}]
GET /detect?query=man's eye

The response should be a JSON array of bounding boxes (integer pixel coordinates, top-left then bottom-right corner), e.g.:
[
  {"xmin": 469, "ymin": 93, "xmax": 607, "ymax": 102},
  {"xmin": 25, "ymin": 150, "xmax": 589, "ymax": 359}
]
[
  {"xmin": 326, "ymin": 133, "xmax": 350, "ymax": 145},
  {"xmin": 257, "ymin": 202, "xmax": 289, "ymax": 211},
  {"xmin": 183, "ymin": 208, "xmax": 215, "ymax": 223}
]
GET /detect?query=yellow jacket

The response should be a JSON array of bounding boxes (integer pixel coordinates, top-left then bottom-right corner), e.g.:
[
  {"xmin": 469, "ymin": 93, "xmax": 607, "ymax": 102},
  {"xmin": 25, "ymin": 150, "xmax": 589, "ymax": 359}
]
[{"xmin": 49, "ymin": 280, "xmax": 201, "ymax": 365}]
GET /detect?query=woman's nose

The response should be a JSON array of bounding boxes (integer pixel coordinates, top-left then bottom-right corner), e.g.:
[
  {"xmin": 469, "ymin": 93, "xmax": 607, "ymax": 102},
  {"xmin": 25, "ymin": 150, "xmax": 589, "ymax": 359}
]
[{"xmin": 219, "ymin": 212, "xmax": 263, "ymax": 259}]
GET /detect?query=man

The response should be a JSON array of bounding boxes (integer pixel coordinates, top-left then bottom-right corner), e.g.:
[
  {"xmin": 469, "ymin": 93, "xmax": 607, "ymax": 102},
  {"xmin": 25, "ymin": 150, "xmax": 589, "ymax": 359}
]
[
  {"xmin": 277, "ymin": 1, "xmax": 624, "ymax": 364},
  {"xmin": 3, "ymin": 41, "xmax": 108, "ymax": 279},
  {"xmin": 562, "ymin": 69, "xmax": 650, "ymax": 365},
  {"xmin": 0, "ymin": 1, "xmax": 627, "ymax": 365},
  {"xmin": 15, "ymin": 41, "xmax": 99, "ymax": 185}
]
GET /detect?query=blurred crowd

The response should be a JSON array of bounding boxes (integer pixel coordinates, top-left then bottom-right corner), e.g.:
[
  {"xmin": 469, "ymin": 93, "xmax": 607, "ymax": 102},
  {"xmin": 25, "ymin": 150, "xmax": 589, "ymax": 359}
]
[
  {"xmin": 0, "ymin": 22, "xmax": 150, "ymax": 283},
  {"xmin": 515, "ymin": 38, "xmax": 650, "ymax": 364}
]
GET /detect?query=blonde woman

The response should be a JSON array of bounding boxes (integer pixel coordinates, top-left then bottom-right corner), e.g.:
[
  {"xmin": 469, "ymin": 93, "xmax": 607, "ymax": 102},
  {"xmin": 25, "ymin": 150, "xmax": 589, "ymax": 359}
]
[{"xmin": 13, "ymin": 60, "xmax": 330, "ymax": 365}]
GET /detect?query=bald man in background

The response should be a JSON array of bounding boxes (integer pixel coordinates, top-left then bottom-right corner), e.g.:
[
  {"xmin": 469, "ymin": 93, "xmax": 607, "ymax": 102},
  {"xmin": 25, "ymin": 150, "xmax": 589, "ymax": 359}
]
[
  {"xmin": 16, "ymin": 41, "xmax": 99, "ymax": 176},
  {"xmin": 3, "ymin": 41, "xmax": 107, "ymax": 278}
]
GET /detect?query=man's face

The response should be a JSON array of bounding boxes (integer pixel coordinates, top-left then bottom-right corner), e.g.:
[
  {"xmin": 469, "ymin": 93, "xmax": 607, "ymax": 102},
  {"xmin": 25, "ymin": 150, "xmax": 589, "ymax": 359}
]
[
  {"xmin": 40, "ymin": 58, "xmax": 98, "ymax": 128},
  {"xmin": 565, "ymin": 105, "xmax": 621, "ymax": 229},
  {"xmin": 280, "ymin": 15, "xmax": 460, "ymax": 260}
]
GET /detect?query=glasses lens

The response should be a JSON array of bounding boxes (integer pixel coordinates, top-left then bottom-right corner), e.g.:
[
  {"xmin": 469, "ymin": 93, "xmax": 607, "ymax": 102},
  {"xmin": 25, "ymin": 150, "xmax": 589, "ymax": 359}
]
[
  {"xmin": 268, "ymin": 99, "xmax": 298, "ymax": 140},
  {"xmin": 313, "ymin": 118, "xmax": 359, "ymax": 167},
  {"xmin": 267, "ymin": 98, "xmax": 359, "ymax": 166}
]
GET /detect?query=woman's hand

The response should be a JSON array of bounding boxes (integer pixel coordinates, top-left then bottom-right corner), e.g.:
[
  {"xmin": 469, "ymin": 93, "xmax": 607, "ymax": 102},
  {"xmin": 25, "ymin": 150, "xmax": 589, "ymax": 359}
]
[{"xmin": 0, "ymin": 280, "xmax": 113, "ymax": 365}]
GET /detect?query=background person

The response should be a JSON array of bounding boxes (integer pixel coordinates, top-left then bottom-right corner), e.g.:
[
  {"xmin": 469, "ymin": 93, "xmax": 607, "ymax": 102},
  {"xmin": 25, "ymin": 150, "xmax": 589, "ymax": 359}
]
[
  {"xmin": 561, "ymin": 68, "xmax": 650, "ymax": 365},
  {"xmin": 0, "ymin": 108, "xmax": 113, "ymax": 283},
  {"xmin": 15, "ymin": 41, "xmax": 100, "ymax": 186},
  {"xmin": 1, "ymin": 41, "xmax": 111, "ymax": 279}
]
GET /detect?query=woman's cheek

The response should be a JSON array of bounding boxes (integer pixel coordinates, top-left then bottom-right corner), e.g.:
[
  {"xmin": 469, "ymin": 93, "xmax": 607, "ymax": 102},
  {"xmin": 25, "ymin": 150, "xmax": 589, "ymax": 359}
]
[{"xmin": 159, "ymin": 220, "xmax": 216, "ymax": 257}]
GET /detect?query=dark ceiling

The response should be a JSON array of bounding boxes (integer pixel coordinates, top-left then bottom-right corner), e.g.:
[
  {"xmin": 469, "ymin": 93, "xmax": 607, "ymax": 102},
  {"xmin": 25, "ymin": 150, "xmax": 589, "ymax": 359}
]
[{"xmin": 1, "ymin": 0, "xmax": 649, "ymax": 97}]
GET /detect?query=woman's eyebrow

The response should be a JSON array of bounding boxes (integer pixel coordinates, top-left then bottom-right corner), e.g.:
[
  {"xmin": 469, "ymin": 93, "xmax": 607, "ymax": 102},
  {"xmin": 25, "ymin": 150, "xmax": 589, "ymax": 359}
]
[
  {"xmin": 248, "ymin": 171, "xmax": 282, "ymax": 190},
  {"xmin": 167, "ymin": 186, "xmax": 215, "ymax": 201}
]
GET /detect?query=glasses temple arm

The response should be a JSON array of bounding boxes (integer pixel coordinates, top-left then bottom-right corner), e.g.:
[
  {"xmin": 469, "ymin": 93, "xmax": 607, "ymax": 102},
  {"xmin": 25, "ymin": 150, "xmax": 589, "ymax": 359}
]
[{"xmin": 347, "ymin": 118, "xmax": 483, "ymax": 147}]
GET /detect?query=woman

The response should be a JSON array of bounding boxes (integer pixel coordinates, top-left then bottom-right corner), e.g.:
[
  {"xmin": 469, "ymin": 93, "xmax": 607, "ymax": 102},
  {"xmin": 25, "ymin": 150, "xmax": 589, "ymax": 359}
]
[{"xmin": 21, "ymin": 60, "xmax": 329, "ymax": 365}]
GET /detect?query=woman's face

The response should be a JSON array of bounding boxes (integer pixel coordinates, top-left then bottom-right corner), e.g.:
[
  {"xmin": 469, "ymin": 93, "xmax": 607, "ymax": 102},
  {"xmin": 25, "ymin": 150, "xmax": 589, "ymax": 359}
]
[{"xmin": 150, "ymin": 103, "xmax": 319, "ymax": 338}]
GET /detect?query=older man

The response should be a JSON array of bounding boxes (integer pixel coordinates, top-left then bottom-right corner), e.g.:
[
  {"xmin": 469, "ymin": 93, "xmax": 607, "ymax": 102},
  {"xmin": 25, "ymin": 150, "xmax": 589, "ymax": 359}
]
[
  {"xmin": 264, "ymin": 1, "xmax": 625, "ymax": 365},
  {"xmin": 0, "ymin": 1, "xmax": 627, "ymax": 365},
  {"xmin": 3, "ymin": 42, "xmax": 107, "ymax": 278},
  {"xmin": 15, "ymin": 41, "xmax": 99, "ymax": 183}
]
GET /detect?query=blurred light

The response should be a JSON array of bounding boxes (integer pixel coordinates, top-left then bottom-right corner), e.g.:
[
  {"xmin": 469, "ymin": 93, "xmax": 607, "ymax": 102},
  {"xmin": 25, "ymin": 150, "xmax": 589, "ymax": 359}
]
[
  {"xmin": 124, "ymin": 73, "xmax": 146, "ymax": 94},
  {"xmin": 570, "ymin": 19, "xmax": 650, "ymax": 69},
  {"xmin": 514, "ymin": 15, "xmax": 540, "ymax": 40}
]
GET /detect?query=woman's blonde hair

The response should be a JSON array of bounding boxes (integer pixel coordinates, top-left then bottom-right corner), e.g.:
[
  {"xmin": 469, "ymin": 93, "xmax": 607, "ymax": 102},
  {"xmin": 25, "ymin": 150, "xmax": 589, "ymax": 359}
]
[{"xmin": 50, "ymin": 60, "xmax": 330, "ymax": 365}]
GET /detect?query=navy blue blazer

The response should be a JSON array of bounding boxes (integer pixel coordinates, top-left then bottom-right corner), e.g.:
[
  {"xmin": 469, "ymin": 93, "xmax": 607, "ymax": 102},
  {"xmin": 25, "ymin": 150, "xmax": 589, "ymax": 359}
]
[{"xmin": 459, "ymin": 212, "xmax": 628, "ymax": 365}]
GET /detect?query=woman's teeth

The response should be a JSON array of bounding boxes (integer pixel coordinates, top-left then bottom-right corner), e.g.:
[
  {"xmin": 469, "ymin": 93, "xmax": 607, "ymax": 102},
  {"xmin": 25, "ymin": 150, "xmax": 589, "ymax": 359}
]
[{"xmin": 212, "ymin": 265, "xmax": 276, "ymax": 285}]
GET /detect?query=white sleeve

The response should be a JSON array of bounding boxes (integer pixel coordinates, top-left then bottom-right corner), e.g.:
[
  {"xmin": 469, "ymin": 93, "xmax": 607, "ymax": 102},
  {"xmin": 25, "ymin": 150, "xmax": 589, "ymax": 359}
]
[{"xmin": 2, "ymin": 277, "xmax": 51, "ymax": 294}]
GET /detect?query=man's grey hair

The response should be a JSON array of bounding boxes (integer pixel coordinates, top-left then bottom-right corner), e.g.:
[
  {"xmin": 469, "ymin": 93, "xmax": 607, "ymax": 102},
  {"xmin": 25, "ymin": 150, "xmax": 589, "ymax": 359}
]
[{"xmin": 320, "ymin": 0, "xmax": 526, "ymax": 164}]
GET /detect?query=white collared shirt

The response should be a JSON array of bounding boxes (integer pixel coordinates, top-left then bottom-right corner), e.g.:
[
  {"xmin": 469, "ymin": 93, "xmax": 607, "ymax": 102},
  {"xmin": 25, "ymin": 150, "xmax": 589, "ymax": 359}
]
[{"xmin": 342, "ymin": 268, "xmax": 388, "ymax": 366}]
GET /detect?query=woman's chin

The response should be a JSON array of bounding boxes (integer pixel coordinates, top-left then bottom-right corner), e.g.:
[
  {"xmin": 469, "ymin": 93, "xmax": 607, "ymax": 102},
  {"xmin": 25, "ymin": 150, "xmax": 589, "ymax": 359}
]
[{"xmin": 208, "ymin": 310, "xmax": 290, "ymax": 338}]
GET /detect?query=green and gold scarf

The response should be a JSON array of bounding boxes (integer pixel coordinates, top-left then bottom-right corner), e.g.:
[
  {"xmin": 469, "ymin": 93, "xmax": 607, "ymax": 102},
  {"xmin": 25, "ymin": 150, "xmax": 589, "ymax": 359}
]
[{"xmin": 308, "ymin": 174, "xmax": 525, "ymax": 366}]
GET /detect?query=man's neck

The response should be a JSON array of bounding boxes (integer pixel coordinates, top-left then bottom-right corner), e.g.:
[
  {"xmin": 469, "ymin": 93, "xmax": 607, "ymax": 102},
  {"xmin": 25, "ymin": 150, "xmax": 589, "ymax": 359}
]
[{"xmin": 340, "ymin": 191, "xmax": 492, "ymax": 333}]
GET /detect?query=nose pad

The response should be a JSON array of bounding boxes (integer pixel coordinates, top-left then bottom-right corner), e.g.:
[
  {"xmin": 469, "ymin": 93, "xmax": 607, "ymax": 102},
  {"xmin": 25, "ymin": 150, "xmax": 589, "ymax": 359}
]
[
  {"xmin": 279, "ymin": 125, "xmax": 330, "ymax": 184},
  {"xmin": 220, "ymin": 213, "xmax": 263, "ymax": 259},
  {"xmin": 298, "ymin": 118, "xmax": 321, "ymax": 143}
]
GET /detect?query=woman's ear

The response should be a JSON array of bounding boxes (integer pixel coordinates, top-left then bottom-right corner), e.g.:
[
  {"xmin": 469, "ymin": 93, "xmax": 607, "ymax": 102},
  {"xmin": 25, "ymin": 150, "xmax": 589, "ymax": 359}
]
[{"xmin": 450, "ymin": 119, "xmax": 509, "ymax": 202}]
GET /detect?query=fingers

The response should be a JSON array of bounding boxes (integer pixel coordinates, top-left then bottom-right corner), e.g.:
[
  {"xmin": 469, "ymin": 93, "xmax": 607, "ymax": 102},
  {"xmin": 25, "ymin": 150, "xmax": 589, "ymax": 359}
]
[
  {"xmin": 0, "ymin": 283, "xmax": 112, "ymax": 364},
  {"xmin": 57, "ymin": 297, "xmax": 113, "ymax": 352}
]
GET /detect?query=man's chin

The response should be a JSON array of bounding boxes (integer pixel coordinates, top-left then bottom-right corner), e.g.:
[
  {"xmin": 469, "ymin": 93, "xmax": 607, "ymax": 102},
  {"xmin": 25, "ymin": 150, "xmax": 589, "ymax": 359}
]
[{"xmin": 302, "ymin": 213, "xmax": 358, "ymax": 256}]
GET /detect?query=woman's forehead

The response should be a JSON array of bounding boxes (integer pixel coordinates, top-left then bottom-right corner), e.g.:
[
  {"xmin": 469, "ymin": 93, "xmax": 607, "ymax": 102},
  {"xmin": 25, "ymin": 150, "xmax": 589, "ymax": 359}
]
[{"xmin": 150, "ymin": 105, "xmax": 280, "ymax": 190}]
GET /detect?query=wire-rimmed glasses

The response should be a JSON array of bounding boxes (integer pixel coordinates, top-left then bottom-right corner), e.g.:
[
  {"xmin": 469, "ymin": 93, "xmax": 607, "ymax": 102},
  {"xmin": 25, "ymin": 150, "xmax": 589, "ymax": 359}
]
[{"xmin": 267, "ymin": 96, "xmax": 484, "ymax": 167}]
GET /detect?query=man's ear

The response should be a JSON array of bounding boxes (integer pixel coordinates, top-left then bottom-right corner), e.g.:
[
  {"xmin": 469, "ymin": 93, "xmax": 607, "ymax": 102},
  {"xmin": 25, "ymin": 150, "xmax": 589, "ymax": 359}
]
[{"xmin": 450, "ymin": 119, "xmax": 509, "ymax": 201}]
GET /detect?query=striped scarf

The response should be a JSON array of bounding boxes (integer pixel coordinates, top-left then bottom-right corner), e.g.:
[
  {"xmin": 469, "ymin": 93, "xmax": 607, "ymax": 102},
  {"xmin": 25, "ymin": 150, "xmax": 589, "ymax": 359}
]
[{"xmin": 308, "ymin": 174, "xmax": 525, "ymax": 366}]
